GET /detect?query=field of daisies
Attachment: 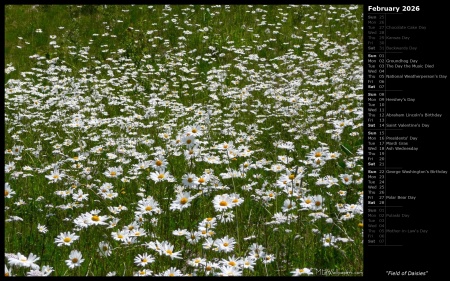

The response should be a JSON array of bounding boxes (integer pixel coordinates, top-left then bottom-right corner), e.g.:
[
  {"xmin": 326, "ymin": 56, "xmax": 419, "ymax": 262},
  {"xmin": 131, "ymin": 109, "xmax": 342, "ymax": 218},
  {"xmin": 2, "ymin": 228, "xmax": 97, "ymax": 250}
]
[{"xmin": 4, "ymin": 5, "xmax": 364, "ymax": 276}]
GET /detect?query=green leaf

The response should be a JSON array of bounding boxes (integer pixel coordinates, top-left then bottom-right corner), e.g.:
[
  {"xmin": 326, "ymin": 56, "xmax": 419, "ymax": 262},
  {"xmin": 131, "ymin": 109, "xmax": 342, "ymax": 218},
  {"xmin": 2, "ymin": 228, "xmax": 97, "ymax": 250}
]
[
  {"xmin": 354, "ymin": 138, "xmax": 363, "ymax": 147},
  {"xmin": 340, "ymin": 143, "xmax": 353, "ymax": 156}
]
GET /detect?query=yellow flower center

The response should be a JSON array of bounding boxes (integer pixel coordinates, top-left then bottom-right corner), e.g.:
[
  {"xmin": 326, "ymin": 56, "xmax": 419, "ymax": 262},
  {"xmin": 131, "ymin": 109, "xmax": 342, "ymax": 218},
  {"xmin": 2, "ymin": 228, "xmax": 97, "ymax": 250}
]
[
  {"xmin": 192, "ymin": 128, "xmax": 197, "ymax": 133},
  {"xmin": 219, "ymin": 201, "xmax": 228, "ymax": 207},
  {"xmin": 305, "ymin": 199, "xmax": 312, "ymax": 204},
  {"xmin": 63, "ymin": 237, "xmax": 72, "ymax": 243},
  {"xmin": 145, "ymin": 206, "xmax": 152, "ymax": 211},
  {"xmin": 229, "ymin": 261, "xmax": 236, "ymax": 266},
  {"xmin": 72, "ymin": 258, "xmax": 78, "ymax": 263},
  {"xmin": 118, "ymin": 234, "xmax": 123, "ymax": 239},
  {"xmin": 158, "ymin": 173, "xmax": 165, "ymax": 179},
  {"xmin": 180, "ymin": 197, "xmax": 188, "ymax": 204},
  {"xmin": 166, "ymin": 249, "xmax": 172, "ymax": 255},
  {"xmin": 187, "ymin": 177, "xmax": 193, "ymax": 183},
  {"xmin": 110, "ymin": 171, "xmax": 116, "ymax": 176},
  {"xmin": 232, "ymin": 198, "xmax": 238, "ymax": 203},
  {"xmin": 103, "ymin": 246, "xmax": 108, "ymax": 251},
  {"xmin": 186, "ymin": 139, "xmax": 192, "ymax": 144},
  {"xmin": 142, "ymin": 258, "xmax": 147, "ymax": 263},
  {"xmin": 315, "ymin": 152, "xmax": 322, "ymax": 157},
  {"xmin": 289, "ymin": 174, "xmax": 295, "ymax": 180},
  {"xmin": 198, "ymin": 178, "xmax": 205, "ymax": 183},
  {"xmin": 53, "ymin": 175, "xmax": 59, "ymax": 179},
  {"xmin": 156, "ymin": 160, "xmax": 162, "ymax": 166},
  {"xmin": 206, "ymin": 266, "xmax": 212, "ymax": 271},
  {"xmin": 223, "ymin": 242, "xmax": 229, "ymax": 247},
  {"xmin": 5, "ymin": 191, "xmax": 9, "ymax": 196},
  {"xmin": 92, "ymin": 215, "xmax": 99, "ymax": 221},
  {"xmin": 315, "ymin": 201, "xmax": 321, "ymax": 206}
]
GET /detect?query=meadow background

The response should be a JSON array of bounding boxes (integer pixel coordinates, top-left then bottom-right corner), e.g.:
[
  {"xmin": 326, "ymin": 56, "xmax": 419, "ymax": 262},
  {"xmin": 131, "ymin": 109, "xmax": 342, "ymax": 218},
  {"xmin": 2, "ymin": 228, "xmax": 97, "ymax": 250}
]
[{"xmin": 4, "ymin": 4, "xmax": 364, "ymax": 276}]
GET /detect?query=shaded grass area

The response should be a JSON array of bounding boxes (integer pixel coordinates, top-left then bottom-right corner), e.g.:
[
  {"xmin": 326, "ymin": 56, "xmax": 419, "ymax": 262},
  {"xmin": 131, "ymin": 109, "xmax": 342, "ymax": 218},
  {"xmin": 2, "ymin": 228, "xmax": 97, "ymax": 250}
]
[{"xmin": 5, "ymin": 4, "xmax": 363, "ymax": 277}]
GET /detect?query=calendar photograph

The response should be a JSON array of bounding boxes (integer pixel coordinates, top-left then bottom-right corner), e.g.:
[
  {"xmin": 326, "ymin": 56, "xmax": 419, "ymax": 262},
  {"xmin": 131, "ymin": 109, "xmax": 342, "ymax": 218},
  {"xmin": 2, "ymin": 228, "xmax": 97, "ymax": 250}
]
[{"xmin": 4, "ymin": 4, "xmax": 372, "ymax": 277}]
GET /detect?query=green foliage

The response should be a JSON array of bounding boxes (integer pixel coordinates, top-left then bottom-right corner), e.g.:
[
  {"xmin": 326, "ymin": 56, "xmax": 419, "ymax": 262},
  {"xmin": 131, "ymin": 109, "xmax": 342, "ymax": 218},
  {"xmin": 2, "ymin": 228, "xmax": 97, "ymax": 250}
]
[{"xmin": 5, "ymin": 4, "xmax": 363, "ymax": 277}]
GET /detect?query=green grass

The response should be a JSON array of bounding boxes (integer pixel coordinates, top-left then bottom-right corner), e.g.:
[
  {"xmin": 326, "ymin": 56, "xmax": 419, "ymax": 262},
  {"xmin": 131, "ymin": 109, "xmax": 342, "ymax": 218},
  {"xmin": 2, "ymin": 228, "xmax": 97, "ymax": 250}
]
[{"xmin": 5, "ymin": 4, "xmax": 363, "ymax": 277}]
